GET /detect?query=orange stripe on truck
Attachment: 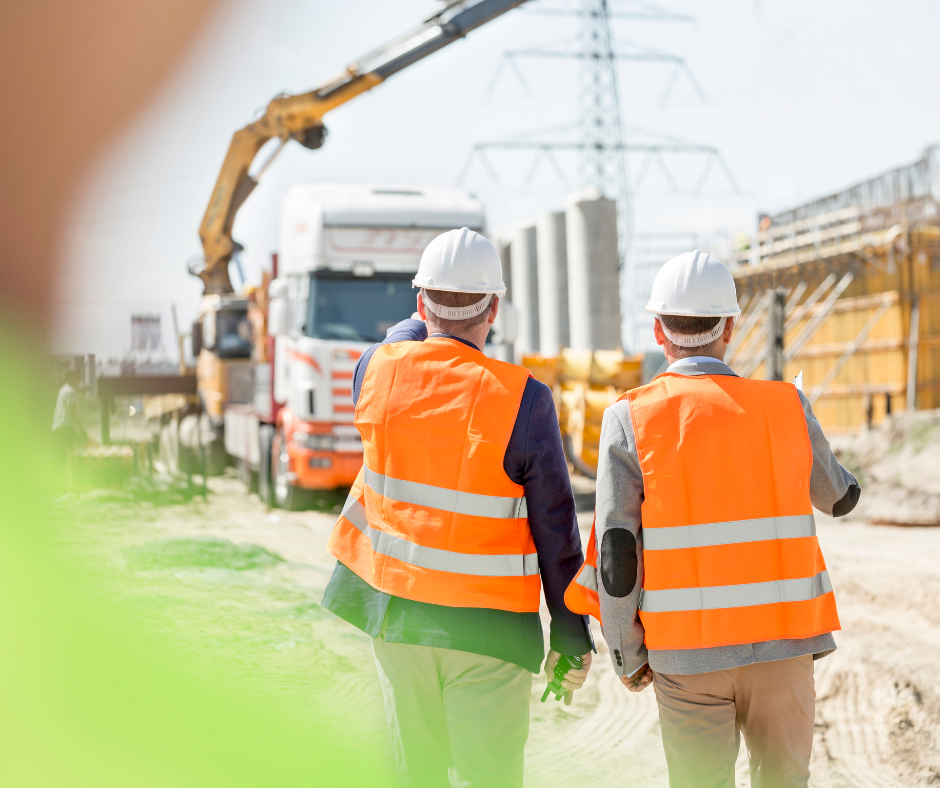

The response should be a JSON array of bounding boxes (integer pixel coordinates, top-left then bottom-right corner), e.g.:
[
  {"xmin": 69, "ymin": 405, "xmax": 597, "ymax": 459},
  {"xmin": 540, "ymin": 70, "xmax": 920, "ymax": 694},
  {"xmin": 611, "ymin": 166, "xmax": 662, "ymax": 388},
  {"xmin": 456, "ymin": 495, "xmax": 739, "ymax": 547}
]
[{"xmin": 286, "ymin": 348, "xmax": 321, "ymax": 373}]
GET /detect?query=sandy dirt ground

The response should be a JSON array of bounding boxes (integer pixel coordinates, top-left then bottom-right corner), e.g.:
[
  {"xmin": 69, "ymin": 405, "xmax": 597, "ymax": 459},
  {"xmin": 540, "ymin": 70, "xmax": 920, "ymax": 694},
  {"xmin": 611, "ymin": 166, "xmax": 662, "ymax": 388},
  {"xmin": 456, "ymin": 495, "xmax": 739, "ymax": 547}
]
[{"xmin": 63, "ymin": 475, "xmax": 940, "ymax": 787}]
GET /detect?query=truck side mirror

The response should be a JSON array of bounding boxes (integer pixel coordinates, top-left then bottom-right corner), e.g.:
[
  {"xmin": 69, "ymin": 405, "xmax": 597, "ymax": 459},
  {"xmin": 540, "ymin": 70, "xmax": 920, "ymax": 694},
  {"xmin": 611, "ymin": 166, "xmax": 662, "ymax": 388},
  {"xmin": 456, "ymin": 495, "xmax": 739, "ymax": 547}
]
[
  {"xmin": 191, "ymin": 320, "xmax": 203, "ymax": 357},
  {"xmin": 268, "ymin": 296, "xmax": 288, "ymax": 336}
]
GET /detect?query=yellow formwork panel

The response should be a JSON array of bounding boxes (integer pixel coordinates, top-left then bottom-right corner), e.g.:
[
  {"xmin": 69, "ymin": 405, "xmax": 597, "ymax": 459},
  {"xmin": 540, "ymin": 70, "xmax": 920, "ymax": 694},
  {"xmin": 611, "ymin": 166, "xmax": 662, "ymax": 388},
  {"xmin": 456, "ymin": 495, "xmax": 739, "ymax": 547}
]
[{"xmin": 733, "ymin": 242, "xmax": 940, "ymax": 432}]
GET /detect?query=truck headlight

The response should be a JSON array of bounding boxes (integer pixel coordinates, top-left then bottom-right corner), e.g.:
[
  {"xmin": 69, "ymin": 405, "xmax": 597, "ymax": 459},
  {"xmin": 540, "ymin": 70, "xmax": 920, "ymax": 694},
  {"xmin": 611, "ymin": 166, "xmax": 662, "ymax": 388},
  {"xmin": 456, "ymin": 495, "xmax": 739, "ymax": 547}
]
[{"xmin": 291, "ymin": 432, "xmax": 333, "ymax": 451}]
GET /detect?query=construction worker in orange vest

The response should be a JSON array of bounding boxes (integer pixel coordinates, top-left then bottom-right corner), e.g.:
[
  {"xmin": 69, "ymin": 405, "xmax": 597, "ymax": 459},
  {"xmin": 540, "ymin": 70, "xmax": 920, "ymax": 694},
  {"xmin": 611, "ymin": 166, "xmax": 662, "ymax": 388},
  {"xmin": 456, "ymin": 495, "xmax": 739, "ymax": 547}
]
[
  {"xmin": 323, "ymin": 228, "xmax": 594, "ymax": 787},
  {"xmin": 566, "ymin": 250, "xmax": 861, "ymax": 788}
]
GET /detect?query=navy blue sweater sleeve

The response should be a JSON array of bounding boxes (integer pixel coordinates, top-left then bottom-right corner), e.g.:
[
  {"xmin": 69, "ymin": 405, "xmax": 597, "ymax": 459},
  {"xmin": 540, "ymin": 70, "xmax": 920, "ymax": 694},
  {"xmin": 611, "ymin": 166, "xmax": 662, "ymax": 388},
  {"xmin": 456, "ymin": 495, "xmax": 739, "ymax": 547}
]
[
  {"xmin": 353, "ymin": 319, "xmax": 427, "ymax": 405},
  {"xmin": 504, "ymin": 378, "xmax": 593, "ymax": 656}
]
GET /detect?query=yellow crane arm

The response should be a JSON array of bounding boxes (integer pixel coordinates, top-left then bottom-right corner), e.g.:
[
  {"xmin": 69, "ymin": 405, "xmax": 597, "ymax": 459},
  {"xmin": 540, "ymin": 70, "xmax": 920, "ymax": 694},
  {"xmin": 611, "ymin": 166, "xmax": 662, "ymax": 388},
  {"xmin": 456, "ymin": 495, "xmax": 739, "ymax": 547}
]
[
  {"xmin": 197, "ymin": 74, "xmax": 381, "ymax": 292},
  {"xmin": 196, "ymin": 0, "xmax": 531, "ymax": 294}
]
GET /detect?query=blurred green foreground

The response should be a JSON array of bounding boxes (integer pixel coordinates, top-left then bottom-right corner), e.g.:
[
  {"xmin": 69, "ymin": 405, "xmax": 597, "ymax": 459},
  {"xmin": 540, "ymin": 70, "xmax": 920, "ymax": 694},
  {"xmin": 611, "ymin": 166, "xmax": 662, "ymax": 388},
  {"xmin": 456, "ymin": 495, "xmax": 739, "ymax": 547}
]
[{"xmin": 0, "ymin": 335, "xmax": 394, "ymax": 787}]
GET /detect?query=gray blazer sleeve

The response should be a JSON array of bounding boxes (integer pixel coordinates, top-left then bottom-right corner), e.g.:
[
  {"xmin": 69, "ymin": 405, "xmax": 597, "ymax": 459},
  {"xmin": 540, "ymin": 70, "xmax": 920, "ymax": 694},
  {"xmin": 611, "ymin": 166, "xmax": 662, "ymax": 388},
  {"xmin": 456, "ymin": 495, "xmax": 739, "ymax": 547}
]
[
  {"xmin": 595, "ymin": 401, "xmax": 648, "ymax": 678},
  {"xmin": 798, "ymin": 391, "xmax": 861, "ymax": 516}
]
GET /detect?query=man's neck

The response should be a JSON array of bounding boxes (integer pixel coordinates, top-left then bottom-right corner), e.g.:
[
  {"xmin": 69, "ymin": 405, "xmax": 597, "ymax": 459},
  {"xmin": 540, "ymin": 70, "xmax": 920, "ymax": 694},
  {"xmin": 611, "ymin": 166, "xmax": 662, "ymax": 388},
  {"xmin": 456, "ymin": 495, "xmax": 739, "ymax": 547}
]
[
  {"xmin": 430, "ymin": 332, "xmax": 481, "ymax": 351},
  {"xmin": 427, "ymin": 324, "xmax": 490, "ymax": 350},
  {"xmin": 668, "ymin": 354, "xmax": 724, "ymax": 367}
]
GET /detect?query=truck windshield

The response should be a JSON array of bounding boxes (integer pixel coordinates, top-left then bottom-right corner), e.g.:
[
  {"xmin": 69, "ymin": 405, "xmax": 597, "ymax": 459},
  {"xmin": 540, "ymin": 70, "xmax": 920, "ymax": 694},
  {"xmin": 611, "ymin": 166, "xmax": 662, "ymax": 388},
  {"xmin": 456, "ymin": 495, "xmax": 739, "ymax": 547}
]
[
  {"xmin": 216, "ymin": 309, "xmax": 252, "ymax": 358},
  {"xmin": 306, "ymin": 272, "xmax": 416, "ymax": 343}
]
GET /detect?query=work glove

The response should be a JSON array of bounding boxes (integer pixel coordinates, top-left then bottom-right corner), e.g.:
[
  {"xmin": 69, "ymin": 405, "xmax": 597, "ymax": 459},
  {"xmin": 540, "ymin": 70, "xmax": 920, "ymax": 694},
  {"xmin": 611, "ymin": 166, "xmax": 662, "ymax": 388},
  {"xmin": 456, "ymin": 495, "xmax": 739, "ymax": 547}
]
[{"xmin": 544, "ymin": 649, "xmax": 592, "ymax": 706}]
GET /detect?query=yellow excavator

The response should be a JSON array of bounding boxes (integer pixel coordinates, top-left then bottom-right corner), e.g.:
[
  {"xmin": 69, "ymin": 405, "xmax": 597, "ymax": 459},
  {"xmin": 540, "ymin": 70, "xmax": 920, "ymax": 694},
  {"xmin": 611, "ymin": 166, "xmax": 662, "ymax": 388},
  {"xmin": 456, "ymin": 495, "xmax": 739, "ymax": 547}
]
[{"xmin": 190, "ymin": 0, "xmax": 531, "ymax": 422}]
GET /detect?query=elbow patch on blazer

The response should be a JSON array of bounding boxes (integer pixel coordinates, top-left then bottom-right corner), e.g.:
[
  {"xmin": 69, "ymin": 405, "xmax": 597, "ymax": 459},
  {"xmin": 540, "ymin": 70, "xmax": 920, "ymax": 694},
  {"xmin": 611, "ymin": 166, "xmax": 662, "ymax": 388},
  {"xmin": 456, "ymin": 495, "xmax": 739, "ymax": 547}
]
[
  {"xmin": 832, "ymin": 484, "xmax": 861, "ymax": 517},
  {"xmin": 601, "ymin": 529, "xmax": 638, "ymax": 597}
]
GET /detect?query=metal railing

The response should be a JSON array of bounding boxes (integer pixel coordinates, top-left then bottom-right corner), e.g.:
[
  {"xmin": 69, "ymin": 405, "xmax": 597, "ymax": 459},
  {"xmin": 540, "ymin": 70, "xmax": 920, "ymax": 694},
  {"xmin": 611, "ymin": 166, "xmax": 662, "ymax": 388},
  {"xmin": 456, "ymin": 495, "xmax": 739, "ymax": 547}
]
[{"xmin": 770, "ymin": 146, "xmax": 939, "ymax": 226}]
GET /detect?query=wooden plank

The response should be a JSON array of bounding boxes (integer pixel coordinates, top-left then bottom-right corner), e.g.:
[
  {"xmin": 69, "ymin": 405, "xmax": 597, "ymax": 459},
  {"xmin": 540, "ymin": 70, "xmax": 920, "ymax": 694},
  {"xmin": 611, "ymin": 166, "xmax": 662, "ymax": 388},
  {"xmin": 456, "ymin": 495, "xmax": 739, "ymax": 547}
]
[
  {"xmin": 809, "ymin": 294, "xmax": 895, "ymax": 403},
  {"xmin": 784, "ymin": 271, "xmax": 855, "ymax": 362},
  {"xmin": 824, "ymin": 291, "xmax": 902, "ymax": 314},
  {"xmin": 812, "ymin": 381, "xmax": 940, "ymax": 399},
  {"xmin": 814, "ymin": 382, "xmax": 906, "ymax": 397},
  {"xmin": 792, "ymin": 336, "xmax": 904, "ymax": 359},
  {"xmin": 97, "ymin": 375, "xmax": 197, "ymax": 397},
  {"xmin": 786, "ymin": 273, "xmax": 836, "ymax": 328},
  {"xmin": 784, "ymin": 281, "xmax": 808, "ymax": 312},
  {"xmin": 725, "ymin": 290, "xmax": 772, "ymax": 364},
  {"xmin": 907, "ymin": 296, "xmax": 921, "ymax": 411}
]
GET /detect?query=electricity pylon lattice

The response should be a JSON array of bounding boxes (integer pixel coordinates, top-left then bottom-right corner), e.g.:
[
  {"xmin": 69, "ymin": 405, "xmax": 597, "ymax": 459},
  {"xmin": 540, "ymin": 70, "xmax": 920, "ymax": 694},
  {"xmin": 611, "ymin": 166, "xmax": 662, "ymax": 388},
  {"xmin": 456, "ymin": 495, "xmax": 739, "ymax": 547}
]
[
  {"xmin": 579, "ymin": 0, "xmax": 633, "ymax": 261},
  {"xmin": 458, "ymin": 0, "xmax": 740, "ymax": 350}
]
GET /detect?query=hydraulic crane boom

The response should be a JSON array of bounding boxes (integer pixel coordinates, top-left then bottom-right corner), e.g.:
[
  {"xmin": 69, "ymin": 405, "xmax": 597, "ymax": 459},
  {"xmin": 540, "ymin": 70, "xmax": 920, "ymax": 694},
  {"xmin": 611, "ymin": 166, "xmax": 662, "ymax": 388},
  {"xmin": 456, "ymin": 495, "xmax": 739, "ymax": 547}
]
[{"xmin": 197, "ymin": 0, "xmax": 530, "ymax": 293}]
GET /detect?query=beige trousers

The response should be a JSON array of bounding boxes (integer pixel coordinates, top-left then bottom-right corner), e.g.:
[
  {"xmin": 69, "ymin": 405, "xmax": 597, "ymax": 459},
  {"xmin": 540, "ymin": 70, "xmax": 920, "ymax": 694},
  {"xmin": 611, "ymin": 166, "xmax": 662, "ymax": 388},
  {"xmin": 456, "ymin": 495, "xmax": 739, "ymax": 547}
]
[
  {"xmin": 653, "ymin": 655, "xmax": 815, "ymax": 788},
  {"xmin": 373, "ymin": 639, "xmax": 532, "ymax": 788}
]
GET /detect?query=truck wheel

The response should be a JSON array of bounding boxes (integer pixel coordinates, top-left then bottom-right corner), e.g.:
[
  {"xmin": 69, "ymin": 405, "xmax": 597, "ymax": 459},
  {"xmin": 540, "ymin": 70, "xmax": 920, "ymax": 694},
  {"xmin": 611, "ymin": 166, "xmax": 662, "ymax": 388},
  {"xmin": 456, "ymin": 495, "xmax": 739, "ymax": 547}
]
[{"xmin": 273, "ymin": 429, "xmax": 311, "ymax": 511}]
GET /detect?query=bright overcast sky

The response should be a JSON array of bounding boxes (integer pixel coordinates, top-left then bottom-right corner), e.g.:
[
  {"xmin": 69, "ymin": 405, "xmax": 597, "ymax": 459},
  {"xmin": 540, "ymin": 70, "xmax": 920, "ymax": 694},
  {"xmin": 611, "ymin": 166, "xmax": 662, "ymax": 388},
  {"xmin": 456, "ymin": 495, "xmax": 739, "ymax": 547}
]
[{"xmin": 54, "ymin": 0, "xmax": 940, "ymax": 359}]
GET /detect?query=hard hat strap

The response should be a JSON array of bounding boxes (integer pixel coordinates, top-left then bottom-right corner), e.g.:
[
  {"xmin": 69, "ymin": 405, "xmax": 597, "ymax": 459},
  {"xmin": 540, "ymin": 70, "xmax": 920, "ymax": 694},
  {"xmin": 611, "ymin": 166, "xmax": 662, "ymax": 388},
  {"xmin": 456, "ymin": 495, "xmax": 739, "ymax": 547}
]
[
  {"xmin": 657, "ymin": 316, "xmax": 727, "ymax": 347},
  {"xmin": 422, "ymin": 291, "xmax": 493, "ymax": 321}
]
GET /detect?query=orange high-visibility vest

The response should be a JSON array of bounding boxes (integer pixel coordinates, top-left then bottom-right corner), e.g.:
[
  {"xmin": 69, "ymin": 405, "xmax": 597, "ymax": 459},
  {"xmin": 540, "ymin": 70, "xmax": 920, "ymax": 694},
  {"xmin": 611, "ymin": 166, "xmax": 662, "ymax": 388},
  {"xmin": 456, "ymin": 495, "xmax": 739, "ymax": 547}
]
[
  {"xmin": 565, "ymin": 516, "xmax": 600, "ymax": 620},
  {"xmin": 566, "ymin": 372, "xmax": 840, "ymax": 650},
  {"xmin": 327, "ymin": 337, "xmax": 541, "ymax": 614}
]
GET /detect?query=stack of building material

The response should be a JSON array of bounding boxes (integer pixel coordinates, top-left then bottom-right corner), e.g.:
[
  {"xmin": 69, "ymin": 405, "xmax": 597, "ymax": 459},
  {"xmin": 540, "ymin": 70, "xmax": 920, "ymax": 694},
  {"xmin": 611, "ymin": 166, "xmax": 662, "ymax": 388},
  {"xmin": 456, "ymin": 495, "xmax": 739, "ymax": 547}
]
[{"xmin": 523, "ymin": 349, "xmax": 642, "ymax": 472}]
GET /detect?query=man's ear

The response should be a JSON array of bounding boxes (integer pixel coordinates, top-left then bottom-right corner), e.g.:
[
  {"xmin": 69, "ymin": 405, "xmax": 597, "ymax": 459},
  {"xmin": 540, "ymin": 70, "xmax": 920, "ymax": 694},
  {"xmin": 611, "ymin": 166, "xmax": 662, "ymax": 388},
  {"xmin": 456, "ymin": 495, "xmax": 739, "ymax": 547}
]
[
  {"xmin": 723, "ymin": 316, "xmax": 734, "ymax": 343},
  {"xmin": 487, "ymin": 295, "xmax": 499, "ymax": 326},
  {"xmin": 652, "ymin": 317, "xmax": 666, "ymax": 348},
  {"xmin": 416, "ymin": 291, "xmax": 427, "ymax": 322}
]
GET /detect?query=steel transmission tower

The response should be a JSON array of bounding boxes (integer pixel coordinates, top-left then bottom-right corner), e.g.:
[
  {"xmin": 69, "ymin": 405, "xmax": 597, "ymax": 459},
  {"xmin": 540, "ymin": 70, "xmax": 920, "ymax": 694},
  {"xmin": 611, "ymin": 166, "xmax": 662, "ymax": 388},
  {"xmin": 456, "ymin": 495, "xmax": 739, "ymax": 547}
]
[
  {"xmin": 579, "ymin": 0, "xmax": 633, "ymax": 265},
  {"xmin": 459, "ymin": 1, "xmax": 738, "ymax": 350}
]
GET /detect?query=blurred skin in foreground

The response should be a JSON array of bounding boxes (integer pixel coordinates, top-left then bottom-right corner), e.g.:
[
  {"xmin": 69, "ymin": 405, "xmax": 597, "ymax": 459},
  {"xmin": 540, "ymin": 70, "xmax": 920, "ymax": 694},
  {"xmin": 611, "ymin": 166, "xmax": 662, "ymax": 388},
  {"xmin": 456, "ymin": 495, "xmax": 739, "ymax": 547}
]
[{"xmin": 0, "ymin": 3, "xmax": 393, "ymax": 785}]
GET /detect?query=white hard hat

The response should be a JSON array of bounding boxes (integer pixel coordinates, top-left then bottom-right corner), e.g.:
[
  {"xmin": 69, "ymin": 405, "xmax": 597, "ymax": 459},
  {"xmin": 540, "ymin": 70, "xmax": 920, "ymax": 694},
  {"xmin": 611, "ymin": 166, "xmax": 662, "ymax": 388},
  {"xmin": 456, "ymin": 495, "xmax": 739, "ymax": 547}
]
[
  {"xmin": 413, "ymin": 228, "xmax": 506, "ymax": 321},
  {"xmin": 413, "ymin": 228, "xmax": 506, "ymax": 296},
  {"xmin": 645, "ymin": 249, "xmax": 740, "ymax": 318},
  {"xmin": 645, "ymin": 249, "xmax": 740, "ymax": 347}
]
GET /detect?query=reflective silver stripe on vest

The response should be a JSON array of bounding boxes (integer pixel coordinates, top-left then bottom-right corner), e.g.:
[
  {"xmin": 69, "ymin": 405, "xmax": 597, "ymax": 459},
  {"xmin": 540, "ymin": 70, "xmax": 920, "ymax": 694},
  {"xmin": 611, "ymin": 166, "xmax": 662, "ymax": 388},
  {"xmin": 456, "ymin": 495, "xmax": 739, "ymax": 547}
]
[
  {"xmin": 363, "ymin": 467, "xmax": 528, "ymax": 520},
  {"xmin": 341, "ymin": 495, "xmax": 539, "ymax": 577},
  {"xmin": 643, "ymin": 514, "xmax": 816, "ymax": 551},
  {"xmin": 574, "ymin": 564, "xmax": 598, "ymax": 592},
  {"xmin": 639, "ymin": 570, "xmax": 832, "ymax": 613}
]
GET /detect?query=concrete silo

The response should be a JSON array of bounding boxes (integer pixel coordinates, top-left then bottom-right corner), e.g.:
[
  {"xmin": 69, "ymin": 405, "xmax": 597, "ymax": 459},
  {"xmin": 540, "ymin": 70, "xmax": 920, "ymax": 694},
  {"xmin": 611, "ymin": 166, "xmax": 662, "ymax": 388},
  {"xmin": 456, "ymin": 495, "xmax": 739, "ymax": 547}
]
[
  {"xmin": 566, "ymin": 188, "xmax": 621, "ymax": 351},
  {"xmin": 536, "ymin": 211, "xmax": 570, "ymax": 356},
  {"xmin": 511, "ymin": 223, "xmax": 540, "ymax": 356}
]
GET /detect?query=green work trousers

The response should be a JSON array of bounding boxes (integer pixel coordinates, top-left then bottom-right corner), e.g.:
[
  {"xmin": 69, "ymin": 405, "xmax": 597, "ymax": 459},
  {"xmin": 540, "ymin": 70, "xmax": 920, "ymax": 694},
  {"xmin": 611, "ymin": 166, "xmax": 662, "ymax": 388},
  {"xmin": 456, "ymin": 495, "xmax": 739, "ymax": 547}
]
[{"xmin": 372, "ymin": 639, "xmax": 533, "ymax": 788}]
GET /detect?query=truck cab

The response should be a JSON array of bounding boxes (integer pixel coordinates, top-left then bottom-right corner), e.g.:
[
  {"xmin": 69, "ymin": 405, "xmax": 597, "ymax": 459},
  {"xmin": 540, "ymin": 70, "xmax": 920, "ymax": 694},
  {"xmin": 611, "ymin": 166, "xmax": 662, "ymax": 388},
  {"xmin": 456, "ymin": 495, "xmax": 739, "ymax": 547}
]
[
  {"xmin": 195, "ymin": 294, "xmax": 254, "ymax": 416},
  {"xmin": 266, "ymin": 183, "xmax": 486, "ymax": 506}
]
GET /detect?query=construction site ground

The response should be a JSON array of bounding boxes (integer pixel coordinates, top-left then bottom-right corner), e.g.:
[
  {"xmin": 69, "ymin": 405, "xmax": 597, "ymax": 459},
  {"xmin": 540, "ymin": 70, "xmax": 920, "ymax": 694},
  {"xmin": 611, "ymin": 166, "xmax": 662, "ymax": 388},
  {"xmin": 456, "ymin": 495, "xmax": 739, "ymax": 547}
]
[{"xmin": 60, "ymin": 453, "xmax": 940, "ymax": 786}]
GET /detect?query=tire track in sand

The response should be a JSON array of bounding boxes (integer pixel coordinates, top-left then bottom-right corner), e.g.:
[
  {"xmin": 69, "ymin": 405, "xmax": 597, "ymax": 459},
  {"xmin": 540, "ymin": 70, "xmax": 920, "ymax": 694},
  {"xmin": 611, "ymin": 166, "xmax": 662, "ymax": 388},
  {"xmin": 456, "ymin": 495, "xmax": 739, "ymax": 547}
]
[{"xmin": 815, "ymin": 666, "xmax": 907, "ymax": 788}]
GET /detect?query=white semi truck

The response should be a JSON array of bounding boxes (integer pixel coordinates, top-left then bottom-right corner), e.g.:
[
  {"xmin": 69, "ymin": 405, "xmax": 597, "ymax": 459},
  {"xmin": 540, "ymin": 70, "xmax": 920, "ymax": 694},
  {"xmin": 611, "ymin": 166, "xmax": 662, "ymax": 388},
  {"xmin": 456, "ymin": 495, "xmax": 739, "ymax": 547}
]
[{"xmin": 225, "ymin": 183, "xmax": 488, "ymax": 508}]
